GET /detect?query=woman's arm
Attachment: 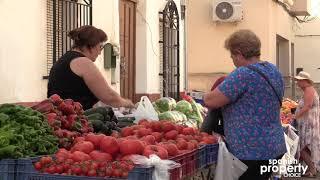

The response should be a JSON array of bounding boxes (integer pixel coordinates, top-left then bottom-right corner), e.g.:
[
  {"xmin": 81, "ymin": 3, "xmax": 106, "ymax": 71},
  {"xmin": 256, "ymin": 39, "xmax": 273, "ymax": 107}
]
[
  {"xmin": 295, "ymin": 87, "xmax": 315, "ymax": 119},
  {"xmin": 203, "ymin": 88, "xmax": 230, "ymax": 109},
  {"xmin": 70, "ymin": 57, "xmax": 133, "ymax": 108}
]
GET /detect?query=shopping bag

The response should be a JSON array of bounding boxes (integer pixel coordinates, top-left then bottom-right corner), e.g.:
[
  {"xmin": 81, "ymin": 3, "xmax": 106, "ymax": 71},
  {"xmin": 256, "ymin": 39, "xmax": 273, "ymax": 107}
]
[
  {"xmin": 214, "ymin": 141, "xmax": 248, "ymax": 180},
  {"xmin": 133, "ymin": 96, "xmax": 159, "ymax": 123},
  {"xmin": 130, "ymin": 154, "xmax": 180, "ymax": 180},
  {"xmin": 276, "ymin": 125, "xmax": 299, "ymax": 176}
]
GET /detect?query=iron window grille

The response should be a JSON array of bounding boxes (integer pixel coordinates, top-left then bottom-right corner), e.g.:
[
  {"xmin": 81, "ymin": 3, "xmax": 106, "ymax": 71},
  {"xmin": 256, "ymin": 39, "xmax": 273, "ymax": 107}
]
[
  {"xmin": 45, "ymin": 0, "xmax": 92, "ymax": 79},
  {"xmin": 159, "ymin": 0, "xmax": 180, "ymax": 100}
]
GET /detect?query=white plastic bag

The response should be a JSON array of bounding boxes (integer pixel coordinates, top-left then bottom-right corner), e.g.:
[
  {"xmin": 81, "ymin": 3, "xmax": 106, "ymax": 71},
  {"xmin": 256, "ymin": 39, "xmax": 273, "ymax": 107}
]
[
  {"xmin": 214, "ymin": 141, "xmax": 248, "ymax": 180},
  {"xmin": 130, "ymin": 154, "xmax": 180, "ymax": 180},
  {"xmin": 276, "ymin": 125, "xmax": 299, "ymax": 176},
  {"xmin": 286, "ymin": 125, "xmax": 299, "ymax": 157},
  {"xmin": 133, "ymin": 96, "xmax": 159, "ymax": 123}
]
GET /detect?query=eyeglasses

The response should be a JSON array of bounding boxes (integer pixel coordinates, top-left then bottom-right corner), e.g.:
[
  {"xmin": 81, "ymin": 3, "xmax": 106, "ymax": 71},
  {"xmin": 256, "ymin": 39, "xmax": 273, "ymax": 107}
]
[{"xmin": 99, "ymin": 43, "xmax": 107, "ymax": 50}]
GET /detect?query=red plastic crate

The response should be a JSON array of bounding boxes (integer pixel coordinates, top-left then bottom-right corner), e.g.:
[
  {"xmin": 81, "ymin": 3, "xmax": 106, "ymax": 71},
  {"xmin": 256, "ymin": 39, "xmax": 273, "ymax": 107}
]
[{"xmin": 169, "ymin": 149, "xmax": 197, "ymax": 179}]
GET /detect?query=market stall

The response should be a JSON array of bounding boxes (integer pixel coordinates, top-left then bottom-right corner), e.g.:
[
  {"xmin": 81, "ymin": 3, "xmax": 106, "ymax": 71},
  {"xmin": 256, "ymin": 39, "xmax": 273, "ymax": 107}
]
[{"xmin": 0, "ymin": 94, "xmax": 219, "ymax": 180}]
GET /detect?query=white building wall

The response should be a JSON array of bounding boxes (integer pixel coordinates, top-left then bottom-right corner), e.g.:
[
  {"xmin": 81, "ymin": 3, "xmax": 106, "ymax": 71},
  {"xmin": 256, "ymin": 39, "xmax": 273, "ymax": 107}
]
[
  {"xmin": 136, "ymin": 0, "xmax": 185, "ymax": 95},
  {"xmin": 0, "ymin": 0, "xmax": 48, "ymax": 103},
  {"xmin": 0, "ymin": 0, "xmax": 185, "ymax": 103},
  {"xmin": 295, "ymin": 19, "xmax": 320, "ymax": 83}
]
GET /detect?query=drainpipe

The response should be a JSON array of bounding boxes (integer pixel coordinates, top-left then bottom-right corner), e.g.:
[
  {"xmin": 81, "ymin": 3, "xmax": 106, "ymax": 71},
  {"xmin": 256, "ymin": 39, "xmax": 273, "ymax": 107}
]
[{"xmin": 181, "ymin": 0, "xmax": 188, "ymax": 93}]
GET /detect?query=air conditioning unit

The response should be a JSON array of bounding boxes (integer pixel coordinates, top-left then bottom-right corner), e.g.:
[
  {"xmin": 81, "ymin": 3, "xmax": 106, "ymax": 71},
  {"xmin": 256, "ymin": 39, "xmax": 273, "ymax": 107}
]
[{"xmin": 212, "ymin": 0, "xmax": 243, "ymax": 22}]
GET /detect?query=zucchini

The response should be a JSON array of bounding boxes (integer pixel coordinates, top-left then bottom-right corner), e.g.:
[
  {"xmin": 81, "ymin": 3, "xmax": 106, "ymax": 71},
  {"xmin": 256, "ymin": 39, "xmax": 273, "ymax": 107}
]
[
  {"xmin": 84, "ymin": 107, "xmax": 108, "ymax": 117},
  {"xmin": 86, "ymin": 113, "xmax": 104, "ymax": 121}
]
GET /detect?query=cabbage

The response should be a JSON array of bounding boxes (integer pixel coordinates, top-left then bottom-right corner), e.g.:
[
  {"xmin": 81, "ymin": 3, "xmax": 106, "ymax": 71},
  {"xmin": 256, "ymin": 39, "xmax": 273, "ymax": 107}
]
[
  {"xmin": 175, "ymin": 100, "xmax": 193, "ymax": 116},
  {"xmin": 155, "ymin": 97, "xmax": 176, "ymax": 113}
]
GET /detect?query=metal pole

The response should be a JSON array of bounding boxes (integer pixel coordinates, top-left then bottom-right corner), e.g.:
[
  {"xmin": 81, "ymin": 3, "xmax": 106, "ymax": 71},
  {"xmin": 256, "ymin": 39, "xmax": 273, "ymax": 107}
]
[{"xmin": 183, "ymin": 0, "xmax": 188, "ymax": 93}]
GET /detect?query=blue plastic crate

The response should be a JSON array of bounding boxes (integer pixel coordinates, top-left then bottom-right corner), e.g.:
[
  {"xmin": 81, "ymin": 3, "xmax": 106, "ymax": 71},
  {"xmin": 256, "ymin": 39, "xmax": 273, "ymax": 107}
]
[
  {"xmin": 196, "ymin": 145, "xmax": 206, "ymax": 169},
  {"xmin": 0, "ymin": 159, "xmax": 16, "ymax": 180},
  {"xmin": 205, "ymin": 144, "xmax": 219, "ymax": 165},
  {"xmin": 15, "ymin": 157, "xmax": 154, "ymax": 180}
]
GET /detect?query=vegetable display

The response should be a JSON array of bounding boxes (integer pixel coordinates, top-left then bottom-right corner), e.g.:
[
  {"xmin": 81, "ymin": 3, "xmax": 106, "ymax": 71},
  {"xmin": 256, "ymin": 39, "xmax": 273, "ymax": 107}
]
[{"xmin": 0, "ymin": 104, "xmax": 58, "ymax": 159}]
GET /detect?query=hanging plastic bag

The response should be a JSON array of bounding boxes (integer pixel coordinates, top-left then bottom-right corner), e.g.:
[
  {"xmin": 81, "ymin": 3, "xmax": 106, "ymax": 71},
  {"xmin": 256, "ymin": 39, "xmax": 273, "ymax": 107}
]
[
  {"xmin": 133, "ymin": 96, "xmax": 159, "ymax": 123},
  {"xmin": 214, "ymin": 141, "xmax": 248, "ymax": 180},
  {"xmin": 275, "ymin": 125, "xmax": 299, "ymax": 176},
  {"xmin": 130, "ymin": 154, "xmax": 180, "ymax": 180},
  {"xmin": 286, "ymin": 125, "xmax": 299, "ymax": 157}
]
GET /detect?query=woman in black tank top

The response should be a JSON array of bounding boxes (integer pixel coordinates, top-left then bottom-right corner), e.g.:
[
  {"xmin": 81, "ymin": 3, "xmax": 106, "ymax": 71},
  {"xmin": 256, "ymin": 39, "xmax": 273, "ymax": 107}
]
[{"xmin": 48, "ymin": 25, "xmax": 134, "ymax": 110}]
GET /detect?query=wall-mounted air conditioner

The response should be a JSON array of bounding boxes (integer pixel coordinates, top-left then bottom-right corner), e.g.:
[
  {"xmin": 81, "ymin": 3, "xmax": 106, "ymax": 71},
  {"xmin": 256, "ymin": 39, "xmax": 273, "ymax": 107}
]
[
  {"xmin": 291, "ymin": 0, "xmax": 311, "ymax": 16},
  {"xmin": 212, "ymin": 0, "xmax": 243, "ymax": 22}
]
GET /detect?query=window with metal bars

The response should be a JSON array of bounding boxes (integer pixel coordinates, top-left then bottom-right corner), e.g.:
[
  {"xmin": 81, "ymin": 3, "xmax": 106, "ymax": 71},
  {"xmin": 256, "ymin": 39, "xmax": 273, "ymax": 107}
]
[{"xmin": 45, "ymin": 0, "xmax": 92, "ymax": 79}]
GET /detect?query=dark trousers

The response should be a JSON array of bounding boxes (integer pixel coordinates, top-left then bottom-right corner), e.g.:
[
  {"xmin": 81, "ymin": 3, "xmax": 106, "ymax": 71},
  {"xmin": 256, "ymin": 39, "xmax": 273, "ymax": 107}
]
[{"xmin": 239, "ymin": 155, "xmax": 284, "ymax": 180}]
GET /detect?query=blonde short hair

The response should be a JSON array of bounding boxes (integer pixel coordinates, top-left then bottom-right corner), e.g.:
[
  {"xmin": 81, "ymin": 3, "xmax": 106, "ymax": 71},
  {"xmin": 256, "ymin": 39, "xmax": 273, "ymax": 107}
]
[{"xmin": 224, "ymin": 29, "xmax": 261, "ymax": 59}]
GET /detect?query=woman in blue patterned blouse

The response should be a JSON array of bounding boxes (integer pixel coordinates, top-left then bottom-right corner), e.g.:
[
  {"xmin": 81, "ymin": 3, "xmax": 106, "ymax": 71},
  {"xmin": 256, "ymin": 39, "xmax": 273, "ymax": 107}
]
[{"xmin": 204, "ymin": 29, "xmax": 286, "ymax": 180}]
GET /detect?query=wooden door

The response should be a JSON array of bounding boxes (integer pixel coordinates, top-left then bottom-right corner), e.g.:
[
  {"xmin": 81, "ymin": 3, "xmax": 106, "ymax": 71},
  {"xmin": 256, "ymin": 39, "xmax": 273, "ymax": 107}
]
[{"xmin": 119, "ymin": 0, "xmax": 136, "ymax": 101}]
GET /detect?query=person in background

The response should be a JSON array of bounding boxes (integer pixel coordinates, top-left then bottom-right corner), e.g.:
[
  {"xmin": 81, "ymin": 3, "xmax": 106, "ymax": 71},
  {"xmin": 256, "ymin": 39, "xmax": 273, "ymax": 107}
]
[
  {"xmin": 294, "ymin": 71, "xmax": 320, "ymax": 177},
  {"xmin": 48, "ymin": 25, "xmax": 134, "ymax": 110},
  {"xmin": 203, "ymin": 29, "xmax": 286, "ymax": 180}
]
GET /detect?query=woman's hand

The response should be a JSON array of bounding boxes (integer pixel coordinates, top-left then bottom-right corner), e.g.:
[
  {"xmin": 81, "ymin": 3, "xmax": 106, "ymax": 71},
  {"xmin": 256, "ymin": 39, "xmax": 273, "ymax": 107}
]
[{"xmin": 121, "ymin": 98, "xmax": 135, "ymax": 108}]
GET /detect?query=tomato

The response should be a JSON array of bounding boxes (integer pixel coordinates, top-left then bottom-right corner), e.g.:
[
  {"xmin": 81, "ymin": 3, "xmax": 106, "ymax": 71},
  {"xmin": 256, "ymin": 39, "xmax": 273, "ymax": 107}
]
[
  {"xmin": 143, "ymin": 145, "xmax": 169, "ymax": 159},
  {"xmin": 164, "ymin": 130, "xmax": 178, "ymax": 140},
  {"xmin": 47, "ymin": 165, "xmax": 56, "ymax": 174},
  {"xmin": 34, "ymin": 162, "xmax": 42, "ymax": 171},
  {"xmin": 90, "ymin": 162, "xmax": 99, "ymax": 170},
  {"xmin": 89, "ymin": 150, "xmax": 113, "ymax": 162},
  {"xmin": 150, "ymin": 121, "xmax": 162, "ymax": 132},
  {"xmin": 62, "ymin": 163, "xmax": 70, "ymax": 172},
  {"xmin": 202, "ymin": 135, "xmax": 218, "ymax": 144},
  {"xmin": 55, "ymin": 165, "xmax": 64, "ymax": 174},
  {"xmin": 40, "ymin": 156, "xmax": 53, "ymax": 166},
  {"xmin": 71, "ymin": 165, "xmax": 82, "ymax": 175},
  {"xmin": 161, "ymin": 122, "xmax": 176, "ymax": 132},
  {"xmin": 85, "ymin": 133, "xmax": 106, "ymax": 148},
  {"xmin": 112, "ymin": 169, "xmax": 122, "ymax": 177},
  {"xmin": 121, "ymin": 127, "xmax": 134, "ymax": 137},
  {"xmin": 71, "ymin": 141, "xmax": 94, "ymax": 154},
  {"xmin": 141, "ymin": 135, "xmax": 156, "ymax": 145},
  {"xmin": 121, "ymin": 170, "xmax": 129, "ymax": 178},
  {"xmin": 176, "ymin": 139, "xmax": 188, "ymax": 150},
  {"xmin": 182, "ymin": 127, "xmax": 196, "ymax": 135},
  {"xmin": 71, "ymin": 151, "xmax": 91, "ymax": 162},
  {"xmin": 97, "ymin": 171, "xmax": 106, "ymax": 177},
  {"xmin": 151, "ymin": 132, "xmax": 163, "ymax": 142},
  {"xmin": 100, "ymin": 136, "xmax": 119, "ymax": 155},
  {"xmin": 74, "ymin": 137, "xmax": 85, "ymax": 144},
  {"xmin": 119, "ymin": 139, "xmax": 144, "ymax": 155},
  {"xmin": 56, "ymin": 148, "xmax": 71, "ymax": 159},
  {"xmin": 159, "ymin": 142, "xmax": 179, "ymax": 157},
  {"xmin": 87, "ymin": 169, "xmax": 97, "ymax": 176},
  {"xmin": 137, "ymin": 128, "xmax": 152, "ymax": 137},
  {"xmin": 111, "ymin": 131, "xmax": 120, "ymax": 138},
  {"xmin": 105, "ymin": 167, "xmax": 113, "ymax": 177}
]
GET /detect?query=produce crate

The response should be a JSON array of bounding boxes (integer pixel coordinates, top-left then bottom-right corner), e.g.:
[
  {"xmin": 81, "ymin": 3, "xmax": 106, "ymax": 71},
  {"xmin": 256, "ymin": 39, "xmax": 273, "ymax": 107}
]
[
  {"xmin": 205, "ymin": 144, "xmax": 219, "ymax": 165},
  {"xmin": 197, "ymin": 145, "xmax": 207, "ymax": 169},
  {"xmin": 0, "ymin": 159, "xmax": 16, "ymax": 180},
  {"xmin": 170, "ymin": 149, "xmax": 197, "ymax": 179},
  {"xmin": 15, "ymin": 157, "xmax": 154, "ymax": 180}
]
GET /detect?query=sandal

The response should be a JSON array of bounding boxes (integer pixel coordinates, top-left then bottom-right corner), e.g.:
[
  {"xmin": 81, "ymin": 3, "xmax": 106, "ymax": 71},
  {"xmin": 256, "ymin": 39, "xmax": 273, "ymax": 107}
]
[{"xmin": 302, "ymin": 171, "xmax": 316, "ymax": 178}]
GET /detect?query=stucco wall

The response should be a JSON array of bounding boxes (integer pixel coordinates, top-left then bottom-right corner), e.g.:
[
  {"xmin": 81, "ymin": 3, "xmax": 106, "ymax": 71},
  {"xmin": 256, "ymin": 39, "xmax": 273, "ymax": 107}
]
[
  {"xmin": 0, "ymin": 0, "xmax": 48, "ymax": 103},
  {"xmin": 187, "ymin": 0, "xmax": 296, "ymax": 92},
  {"xmin": 295, "ymin": 19, "xmax": 320, "ymax": 83},
  {"xmin": 0, "ymin": 0, "xmax": 119, "ymax": 103},
  {"xmin": 136, "ymin": 0, "xmax": 185, "ymax": 95}
]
